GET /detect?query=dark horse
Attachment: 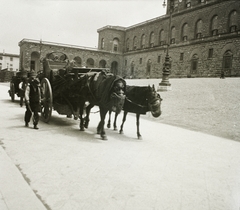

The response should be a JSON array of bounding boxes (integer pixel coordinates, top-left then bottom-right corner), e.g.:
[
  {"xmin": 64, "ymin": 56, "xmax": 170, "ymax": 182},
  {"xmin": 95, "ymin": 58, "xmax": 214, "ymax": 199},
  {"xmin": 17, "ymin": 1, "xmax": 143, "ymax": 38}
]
[
  {"xmin": 78, "ymin": 71, "xmax": 126, "ymax": 140},
  {"xmin": 107, "ymin": 85, "xmax": 162, "ymax": 139}
]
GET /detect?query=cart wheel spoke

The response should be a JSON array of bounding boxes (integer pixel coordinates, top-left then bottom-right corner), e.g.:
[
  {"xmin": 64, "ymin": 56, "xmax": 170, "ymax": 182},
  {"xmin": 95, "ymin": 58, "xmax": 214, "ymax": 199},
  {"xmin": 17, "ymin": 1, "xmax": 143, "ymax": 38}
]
[{"xmin": 40, "ymin": 78, "xmax": 52, "ymax": 123}]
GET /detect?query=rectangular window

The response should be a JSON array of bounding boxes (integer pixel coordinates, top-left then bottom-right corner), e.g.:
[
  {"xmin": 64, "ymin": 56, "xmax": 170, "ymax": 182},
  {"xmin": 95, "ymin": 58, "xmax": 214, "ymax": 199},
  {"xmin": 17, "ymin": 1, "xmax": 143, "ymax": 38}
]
[
  {"xmin": 208, "ymin": 48, "xmax": 213, "ymax": 58},
  {"xmin": 180, "ymin": 53, "xmax": 184, "ymax": 61},
  {"xmin": 0, "ymin": 56, "xmax": 2, "ymax": 60},
  {"xmin": 125, "ymin": 60, "xmax": 127, "ymax": 66},
  {"xmin": 10, "ymin": 57, "xmax": 13, "ymax": 61},
  {"xmin": 139, "ymin": 58, "xmax": 142, "ymax": 64},
  {"xmin": 158, "ymin": 56, "xmax": 161, "ymax": 63}
]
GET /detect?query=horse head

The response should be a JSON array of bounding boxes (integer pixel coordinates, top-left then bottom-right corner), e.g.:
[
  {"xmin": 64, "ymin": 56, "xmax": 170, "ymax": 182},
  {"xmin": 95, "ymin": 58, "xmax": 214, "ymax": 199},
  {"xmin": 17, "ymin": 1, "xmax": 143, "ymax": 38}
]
[
  {"xmin": 146, "ymin": 85, "xmax": 162, "ymax": 117},
  {"xmin": 110, "ymin": 78, "xmax": 126, "ymax": 114}
]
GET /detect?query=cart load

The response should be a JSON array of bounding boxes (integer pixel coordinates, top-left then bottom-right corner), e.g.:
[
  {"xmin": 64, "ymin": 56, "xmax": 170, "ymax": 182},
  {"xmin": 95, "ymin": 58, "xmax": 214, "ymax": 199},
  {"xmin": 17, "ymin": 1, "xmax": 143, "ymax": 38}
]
[{"xmin": 40, "ymin": 52, "xmax": 110, "ymax": 123}]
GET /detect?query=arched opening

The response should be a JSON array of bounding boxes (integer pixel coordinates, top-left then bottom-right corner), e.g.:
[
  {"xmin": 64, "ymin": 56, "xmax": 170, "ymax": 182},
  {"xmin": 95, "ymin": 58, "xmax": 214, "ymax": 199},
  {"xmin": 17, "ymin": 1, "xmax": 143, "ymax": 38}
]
[
  {"xmin": 73, "ymin": 56, "xmax": 82, "ymax": 67},
  {"xmin": 146, "ymin": 59, "xmax": 151, "ymax": 78},
  {"xmin": 113, "ymin": 38, "xmax": 119, "ymax": 52},
  {"xmin": 133, "ymin": 36, "xmax": 137, "ymax": 50},
  {"xmin": 130, "ymin": 61, "xmax": 134, "ymax": 78},
  {"xmin": 101, "ymin": 38, "xmax": 104, "ymax": 49},
  {"xmin": 86, "ymin": 58, "xmax": 94, "ymax": 68},
  {"xmin": 191, "ymin": 54, "xmax": 199, "ymax": 75},
  {"xmin": 170, "ymin": 26, "xmax": 176, "ymax": 44},
  {"xmin": 30, "ymin": 51, "xmax": 40, "ymax": 72},
  {"xmin": 195, "ymin": 19, "xmax": 203, "ymax": 39},
  {"xmin": 181, "ymin": 23, "xmax": 188, "ymax": 41},
  {"xmin": 111, "ymin": 61, "xmax": 118, "ymax": 75},
  {"xmin": 222, "ymin": 50, "xmax": 233, "ymax": 76},
  {"xmin": 141, "ymin": 34, "xmax": 145, "ymax": 49},
  {"xmin": 149, "ymin": 32, "xmax": 154, "ymax": 47},
  {"xmin": 211, "ymin": 15, "xmax": 219, "ymax": 36},
  {"xmin": 228, "ymin": 10, "xmax": 237, "ymax": 33},
  {"xmin": 99, "ymin": 59, "xmax": 107, "ymax": 68}
]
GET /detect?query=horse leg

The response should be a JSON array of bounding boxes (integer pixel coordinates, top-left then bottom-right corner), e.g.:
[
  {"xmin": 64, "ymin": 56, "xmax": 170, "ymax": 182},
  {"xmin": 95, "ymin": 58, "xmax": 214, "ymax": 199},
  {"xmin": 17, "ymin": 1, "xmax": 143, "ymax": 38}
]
[
  {"xmin": 119, "ymin": 111, "xmax": 128, "ymax": 134},
  {"xmin": 113, "ymin": 112, "xmax": 118, "ymax": 131},
  {"xmin": 84, "ymin": 103, "xmax": 94, "ymax": 128},
  {"xmin": 79, "ymin": 101, "xmax": 85, "ymax": 131},
  {"xmin": 107, "ymin": 111, "xmax": 112, "ymax": 128},
  {"xmin": 98, "ymin": 108, "xmax": 108, "ymax": 140},
  {"xmin": 136, "ymin": 113, "xmax": 142, "ymax": 139}
]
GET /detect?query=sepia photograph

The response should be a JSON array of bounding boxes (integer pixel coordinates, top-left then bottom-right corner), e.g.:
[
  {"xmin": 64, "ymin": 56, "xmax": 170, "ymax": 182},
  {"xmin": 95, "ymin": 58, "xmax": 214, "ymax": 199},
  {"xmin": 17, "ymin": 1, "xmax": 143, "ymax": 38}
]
[{"xmin": 0, "ymin": 0, "xmax": 240, "ymax": 210}]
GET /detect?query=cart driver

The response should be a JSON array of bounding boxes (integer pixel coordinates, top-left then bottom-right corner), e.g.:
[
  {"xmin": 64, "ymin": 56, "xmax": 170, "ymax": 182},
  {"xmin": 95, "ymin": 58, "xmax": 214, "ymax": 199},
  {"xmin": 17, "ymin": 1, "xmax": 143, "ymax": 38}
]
[{"xmin": 24, "ymin": 70, "xmax": 41, "ymax": 129}]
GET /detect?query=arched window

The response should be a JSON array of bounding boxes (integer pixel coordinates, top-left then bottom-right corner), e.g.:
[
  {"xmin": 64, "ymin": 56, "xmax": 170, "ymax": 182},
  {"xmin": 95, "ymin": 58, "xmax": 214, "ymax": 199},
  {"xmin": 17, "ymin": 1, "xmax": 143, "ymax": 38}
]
[
  {"xmin": 195, "ymin": 19, "xmax": 203, "ymax": 39},
  {"xmin": 141, "ymin": 34, "xmax": 145, "ymax": 49},
  {"xmin": 113, "ymin": 38, "xmax": 119, "ymax": 52},
  {"xmin": 222, "ymin": 50, "xmax": 233, "ymax": 75},
  {"xmin": 182, "ymin": 23, "xmax": 188, "ymax": 41},
  {"xmin": 111, "ymin": 61, "xmax": 118, "ymax": 75},
  {"xmin": 86, "ymin": 58, "xmax": 94, "ymax": 68},
  {"xmin": 101, "ymin": 38, "xmax": 104, "ymax": 49},
  {"xmin": 159, "ymin": 30, "xmax": 165, "ymax": 46},
  {"xmin": 131, "ymin": 61, "xmax": 134, "ymax": 78},
  {"xmin": 146, "ymin": 59, "xmax": 151, "ymax": 78},
  {"xmin": 30, "ymin": 51, "xmax": 40, "ymax": 71},
  {"xmin": 73, "ymin": 56, "xmax": 82, "ymax": 67},
  {"xmin": 149, "ymin": 32, "xmax": 155, "ymax": 47},
  {"xmin": 170, "ymin": 26, "xmax": 176, "ymax": 44},
  {"xmin": 191, "ymin": 54, "xmax": 199, "ymax": 74},
  {"xmin": 133, "ymin": 36, "xmax": 137, "ymax": 50},
  {"xmin": 211, "ymin": 15, "xmax": 219, "ymax": 36},
  {"xmin": 126, "ymin": 38, "xmax": 130, "ymax": 52},
  {"xmin": 99, "ymin": 59, "xmax": 106, "ymax": 68},
  {"xmin": 229, "ymin": 10, "xmax": 237, "ymax": 33}
]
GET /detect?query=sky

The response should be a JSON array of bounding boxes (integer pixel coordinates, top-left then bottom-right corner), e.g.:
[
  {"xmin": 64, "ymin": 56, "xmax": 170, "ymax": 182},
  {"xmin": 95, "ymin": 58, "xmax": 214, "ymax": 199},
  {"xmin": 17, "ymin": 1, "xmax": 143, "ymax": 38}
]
[{"xmin": 0, "ymin": 0, "xmax": 166, "ymax": 54}]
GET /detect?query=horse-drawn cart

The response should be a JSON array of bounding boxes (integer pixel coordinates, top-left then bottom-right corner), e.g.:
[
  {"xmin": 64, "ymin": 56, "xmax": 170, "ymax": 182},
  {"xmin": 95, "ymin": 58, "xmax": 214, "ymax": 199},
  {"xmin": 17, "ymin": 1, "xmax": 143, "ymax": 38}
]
[
  {"xmin": 8, "ymin": 71, "xmax": 28, "ymax": 105},
  {"xmin": 39, "ymin": 52, "xmax": 108, "ymax": 123}
]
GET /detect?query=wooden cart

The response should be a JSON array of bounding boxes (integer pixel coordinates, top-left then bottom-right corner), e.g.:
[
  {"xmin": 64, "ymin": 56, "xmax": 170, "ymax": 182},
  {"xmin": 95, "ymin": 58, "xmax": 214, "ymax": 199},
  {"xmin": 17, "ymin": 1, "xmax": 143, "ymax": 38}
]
[{"xmin": 39, "ymin": 52, "xmax": 108, "ymax": 123}]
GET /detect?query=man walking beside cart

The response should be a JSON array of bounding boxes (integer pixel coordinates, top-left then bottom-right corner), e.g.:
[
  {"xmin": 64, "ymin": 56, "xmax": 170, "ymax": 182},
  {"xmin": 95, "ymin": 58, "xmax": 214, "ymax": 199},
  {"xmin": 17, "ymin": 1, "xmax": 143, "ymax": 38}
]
[{"xmin": 24, "ymin": 70, "xmax": 41, "ymax": 129}]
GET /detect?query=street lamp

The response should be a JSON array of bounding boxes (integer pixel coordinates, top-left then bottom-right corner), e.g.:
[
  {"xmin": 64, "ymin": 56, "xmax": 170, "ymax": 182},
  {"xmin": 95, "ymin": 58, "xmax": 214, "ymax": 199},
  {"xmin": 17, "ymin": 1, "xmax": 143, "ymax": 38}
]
[{"xmin": 158, "ymin": 0, "xmax": 175, "ymax": 91}]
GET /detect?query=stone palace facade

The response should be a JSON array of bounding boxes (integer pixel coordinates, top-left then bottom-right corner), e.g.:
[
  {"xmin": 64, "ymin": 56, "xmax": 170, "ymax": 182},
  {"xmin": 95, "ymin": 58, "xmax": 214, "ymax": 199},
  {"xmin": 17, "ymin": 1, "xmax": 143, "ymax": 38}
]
[{"xmin": 19, "ymin": 0, "xmax": 240, "ymax": 78}]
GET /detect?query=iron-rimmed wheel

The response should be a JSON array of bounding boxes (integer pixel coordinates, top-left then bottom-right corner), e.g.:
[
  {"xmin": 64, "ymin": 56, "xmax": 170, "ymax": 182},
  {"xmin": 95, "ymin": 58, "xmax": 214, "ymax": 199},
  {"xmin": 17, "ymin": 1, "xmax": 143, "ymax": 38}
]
[
  {"xmin": 10, "ymin": 82, "xmax": 15, "ymax": 101},
  {"xmin": 40, "ymin": 78, "xmax": 53, "ymax": 123}
]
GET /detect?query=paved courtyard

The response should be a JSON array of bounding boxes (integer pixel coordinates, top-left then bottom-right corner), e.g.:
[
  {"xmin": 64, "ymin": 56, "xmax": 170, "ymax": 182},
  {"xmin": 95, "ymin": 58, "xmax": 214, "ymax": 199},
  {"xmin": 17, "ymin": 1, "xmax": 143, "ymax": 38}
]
[
  {"xmin": 0, "ymin": 78, "xmax": 240, "ymax": 210},
  {"xmin": 127, "ymin": 77, "xmax": 240, "ymax": 141}
]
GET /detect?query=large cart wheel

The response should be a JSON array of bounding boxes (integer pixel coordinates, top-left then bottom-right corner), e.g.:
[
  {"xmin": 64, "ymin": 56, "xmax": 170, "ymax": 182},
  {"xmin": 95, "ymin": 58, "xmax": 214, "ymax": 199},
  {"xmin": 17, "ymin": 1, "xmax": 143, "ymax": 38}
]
[
  {"xmin": 10, "ymin": 82, "xmax": 15, "ymax": 102},
  {"xmin": 40, "ymin": 78, "xmax": 53, "ymax": 123}
]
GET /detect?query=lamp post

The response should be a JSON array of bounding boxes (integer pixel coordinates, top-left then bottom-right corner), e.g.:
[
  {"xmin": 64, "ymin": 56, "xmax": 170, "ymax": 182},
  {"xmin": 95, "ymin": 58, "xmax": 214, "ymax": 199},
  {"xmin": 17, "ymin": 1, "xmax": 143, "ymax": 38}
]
[{"xmin": 158, "ymin": 0, "xmax": 175, "ymax": 91}]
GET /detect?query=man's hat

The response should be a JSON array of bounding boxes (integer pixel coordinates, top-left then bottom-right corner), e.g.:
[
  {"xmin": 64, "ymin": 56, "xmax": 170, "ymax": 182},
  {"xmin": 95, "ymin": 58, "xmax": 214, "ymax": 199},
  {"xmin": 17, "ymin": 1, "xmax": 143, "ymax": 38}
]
[
  {"xmin": 22, "ymin": 71, "xmax": 28, "ymax": 78},
  {"xmin": 29, "ymin": 70, "xmax": 37, "ymax": 77}
]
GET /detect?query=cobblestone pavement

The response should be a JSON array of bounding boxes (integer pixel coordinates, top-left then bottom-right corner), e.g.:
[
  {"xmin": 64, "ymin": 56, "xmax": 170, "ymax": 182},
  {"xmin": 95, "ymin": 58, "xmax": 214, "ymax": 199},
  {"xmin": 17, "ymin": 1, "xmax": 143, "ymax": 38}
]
[{"xmin": 126, "ymin": 77, "xmax": 240, "ymax": 141}]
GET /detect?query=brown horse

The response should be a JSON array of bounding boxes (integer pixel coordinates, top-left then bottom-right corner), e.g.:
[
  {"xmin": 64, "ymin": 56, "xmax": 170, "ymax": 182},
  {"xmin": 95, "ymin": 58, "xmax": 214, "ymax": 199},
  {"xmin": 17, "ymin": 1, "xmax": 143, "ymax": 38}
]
[{"xmin": 107, "ymin": 85, "xmax": 162, "ymax": 139}]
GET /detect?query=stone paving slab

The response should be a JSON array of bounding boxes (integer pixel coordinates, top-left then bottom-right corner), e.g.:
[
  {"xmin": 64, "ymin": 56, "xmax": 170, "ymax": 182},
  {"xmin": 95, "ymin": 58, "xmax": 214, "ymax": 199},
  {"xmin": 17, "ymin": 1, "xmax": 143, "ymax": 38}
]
[{"xmin": 0, "ymin": 146, "xmax": 47, "ymax": 210}]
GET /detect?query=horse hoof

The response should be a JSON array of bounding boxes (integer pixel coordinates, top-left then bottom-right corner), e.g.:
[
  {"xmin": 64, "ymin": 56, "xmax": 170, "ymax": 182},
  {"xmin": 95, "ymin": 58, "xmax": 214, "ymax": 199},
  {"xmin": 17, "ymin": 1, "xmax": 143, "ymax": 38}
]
[
  {"xmin": 114, "ymin": 127, "xmax": 118, "ymax": 131},
  {"xmin": 80, "ymin": 127, "xmax": 85, "ymax": 131},
  {"xmin": 107, "ymin": 124, "xmax": 111, "ymax": 128},
  {"xmin": 119, "ymin": 130, "xmax": 123, "ymax": 134},
  {"xmin": 138, "ymin": 135, "xmax": 142, "ymax": 140},
  {"xmin": 101, "ymin": 135, "xmax": 108, "ymax": 140}
]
